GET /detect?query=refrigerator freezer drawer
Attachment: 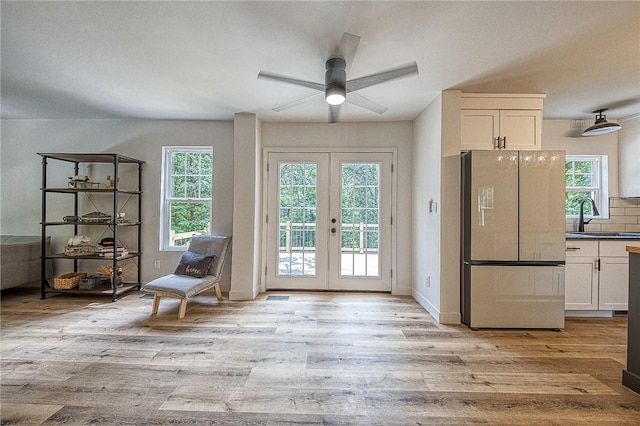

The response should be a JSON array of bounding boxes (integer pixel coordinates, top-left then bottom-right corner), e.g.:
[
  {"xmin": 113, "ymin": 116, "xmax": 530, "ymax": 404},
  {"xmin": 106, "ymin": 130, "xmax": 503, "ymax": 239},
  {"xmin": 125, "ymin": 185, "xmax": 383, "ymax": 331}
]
[{"xmin": 469, "ymin": 265, "xmax": 565, "ymax": 329}]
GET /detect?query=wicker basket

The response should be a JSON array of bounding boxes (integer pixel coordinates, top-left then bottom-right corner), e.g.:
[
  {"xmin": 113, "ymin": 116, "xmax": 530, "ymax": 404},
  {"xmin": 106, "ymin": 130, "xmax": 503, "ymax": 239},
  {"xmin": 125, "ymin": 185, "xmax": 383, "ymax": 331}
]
[{"xmin": 53, "ymin": 272, "xmax": 87, "ymax": 290}]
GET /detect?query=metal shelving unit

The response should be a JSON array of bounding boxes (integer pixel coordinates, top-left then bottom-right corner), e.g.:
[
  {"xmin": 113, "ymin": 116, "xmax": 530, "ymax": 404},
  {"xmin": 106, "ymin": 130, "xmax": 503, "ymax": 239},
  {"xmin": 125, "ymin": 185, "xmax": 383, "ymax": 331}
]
[{"xmin": 39, "ymin": 153, "xmax": 144, "ymax": 301}]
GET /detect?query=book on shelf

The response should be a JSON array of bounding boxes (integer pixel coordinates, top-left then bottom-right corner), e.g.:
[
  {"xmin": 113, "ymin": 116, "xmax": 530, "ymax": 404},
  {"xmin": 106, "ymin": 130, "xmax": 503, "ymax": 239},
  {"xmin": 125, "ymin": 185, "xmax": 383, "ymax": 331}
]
[{"xmin": 95, "ymin": 245, "xmax": 128, "ymax": 257}]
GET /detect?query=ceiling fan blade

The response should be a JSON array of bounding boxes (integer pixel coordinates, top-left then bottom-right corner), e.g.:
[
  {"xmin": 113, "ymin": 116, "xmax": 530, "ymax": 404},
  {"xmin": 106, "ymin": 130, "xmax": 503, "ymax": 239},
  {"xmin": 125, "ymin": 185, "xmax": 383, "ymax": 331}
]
[
  {"xmin": 257, "ymin": 71, "xmax": 324, "ymax": 91},
  {"xmin": 346, "ymin": 92, "xmax": 389, "ymax": 115},
  {"xmin": 337, "ymin": 33, "xmax": 360, "ymax": 73},
  {"xmin": 346, "ymin": 62, "xmax": 419, "ymax": 92},
  {"xmin": 272, "ymin": 92, "xmax": 323, "ymax": 112},
  {"xmin": 329, "ymin": 105, "xmax": 341, "ymax": 123}
]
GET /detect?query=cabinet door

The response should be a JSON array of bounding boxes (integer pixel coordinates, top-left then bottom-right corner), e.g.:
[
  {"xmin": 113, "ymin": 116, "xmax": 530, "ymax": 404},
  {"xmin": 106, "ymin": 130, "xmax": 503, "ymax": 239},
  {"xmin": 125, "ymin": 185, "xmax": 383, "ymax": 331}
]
[
  {"xmin": 565, "ymin": 257, "xmax": 598, "ymax": 310},
  {"xmin": 499, "ymin": 110, "xmax": 542, "ymax": 151},
  {"xmin": 599, "ymin": 256, "xmax": 629, "ymax": 310},
  {"xmin": 461, "ymin": 110, "xmax": 499, "ymax": 150}
]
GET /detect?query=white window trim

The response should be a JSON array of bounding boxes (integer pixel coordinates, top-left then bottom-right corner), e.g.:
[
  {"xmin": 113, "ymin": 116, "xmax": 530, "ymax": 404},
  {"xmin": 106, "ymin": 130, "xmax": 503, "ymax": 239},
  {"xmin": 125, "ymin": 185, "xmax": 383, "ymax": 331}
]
[
  {"xmin": 160, "ymin": 146, "xmax": 213, "ymax": 251},
  {"xmin": 565, "ymin": 155, "xmax": 609, "ymax": 219}
]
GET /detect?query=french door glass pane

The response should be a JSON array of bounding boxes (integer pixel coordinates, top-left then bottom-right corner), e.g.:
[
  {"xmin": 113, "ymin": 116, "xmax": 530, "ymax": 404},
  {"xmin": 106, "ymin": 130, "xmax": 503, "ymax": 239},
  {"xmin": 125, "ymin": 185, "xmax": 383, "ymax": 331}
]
[
  {"xmin": 278, "ymin": 163, "xmax": 317, "ymax": 276},
  {"xmin": 340, "ymin": 163, "xmax": 380, "ymax": 277}
]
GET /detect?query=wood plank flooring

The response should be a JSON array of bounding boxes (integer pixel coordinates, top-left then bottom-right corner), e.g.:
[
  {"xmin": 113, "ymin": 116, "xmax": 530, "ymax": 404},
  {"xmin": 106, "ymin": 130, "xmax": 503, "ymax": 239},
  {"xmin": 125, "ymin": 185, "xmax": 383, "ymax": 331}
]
[{"xmin": 1, "ymin": 284, "xmax": 639, "ymax": 425}]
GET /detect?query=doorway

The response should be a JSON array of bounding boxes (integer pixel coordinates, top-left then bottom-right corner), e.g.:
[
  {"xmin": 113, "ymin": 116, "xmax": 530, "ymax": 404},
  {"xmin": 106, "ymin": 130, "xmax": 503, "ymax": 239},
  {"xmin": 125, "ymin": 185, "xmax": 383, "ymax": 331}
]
[{"xmin": 265, "ymin": 151, "xmax": 393, "ymax": 292}]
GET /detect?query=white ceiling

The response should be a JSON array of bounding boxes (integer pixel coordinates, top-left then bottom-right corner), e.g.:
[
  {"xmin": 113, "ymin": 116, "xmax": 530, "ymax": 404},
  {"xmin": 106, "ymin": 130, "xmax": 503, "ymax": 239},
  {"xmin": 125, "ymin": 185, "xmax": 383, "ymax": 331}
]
[{"xmin": 2, "ymin": 1, "xmax": 639, "ymax": 123}]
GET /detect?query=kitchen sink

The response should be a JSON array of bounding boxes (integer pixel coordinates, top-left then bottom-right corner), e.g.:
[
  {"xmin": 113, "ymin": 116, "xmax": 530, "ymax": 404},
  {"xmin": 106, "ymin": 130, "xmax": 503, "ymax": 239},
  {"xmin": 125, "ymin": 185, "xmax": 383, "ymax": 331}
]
[{"xmin": 566, "ymin": 231, "xmax": 640, "ymax": 238}]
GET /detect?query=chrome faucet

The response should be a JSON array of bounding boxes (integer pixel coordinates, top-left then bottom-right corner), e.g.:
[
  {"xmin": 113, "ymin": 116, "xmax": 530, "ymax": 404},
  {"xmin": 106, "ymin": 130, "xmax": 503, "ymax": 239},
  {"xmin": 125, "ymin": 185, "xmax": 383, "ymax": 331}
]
[{"xmin": 578, "ymin": 198, "xmax": 600, "ymax": 232}]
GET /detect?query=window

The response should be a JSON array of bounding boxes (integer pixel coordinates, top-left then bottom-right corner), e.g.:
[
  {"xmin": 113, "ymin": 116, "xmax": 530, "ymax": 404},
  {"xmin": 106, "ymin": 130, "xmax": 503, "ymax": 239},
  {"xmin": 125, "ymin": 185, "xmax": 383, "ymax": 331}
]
[
  {"xmin": 161, "ymin": 147, "xmax": 213, "ymax": 250},
  {"xmin": 565, "ymin": 155, "xmax": 608, "ymax": 217}
]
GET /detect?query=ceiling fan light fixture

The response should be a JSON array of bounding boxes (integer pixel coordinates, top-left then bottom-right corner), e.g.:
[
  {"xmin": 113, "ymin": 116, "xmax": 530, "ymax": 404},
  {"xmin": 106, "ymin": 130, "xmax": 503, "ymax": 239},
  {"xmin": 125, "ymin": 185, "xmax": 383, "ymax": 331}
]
[
  {"xmin": 325, "ymin": 83, "xmax": 346, "ymax": 105},
  {"xmin": 582, "ymin": 108, "xmax": 621, "ymax": 136}
]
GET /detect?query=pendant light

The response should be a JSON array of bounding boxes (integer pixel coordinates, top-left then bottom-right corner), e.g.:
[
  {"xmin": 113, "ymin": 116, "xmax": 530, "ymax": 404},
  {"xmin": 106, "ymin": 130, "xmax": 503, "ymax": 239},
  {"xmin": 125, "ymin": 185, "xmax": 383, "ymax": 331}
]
[{"xmin": 582, "ymin": 108, "xmax": 621, "ymax": 136}]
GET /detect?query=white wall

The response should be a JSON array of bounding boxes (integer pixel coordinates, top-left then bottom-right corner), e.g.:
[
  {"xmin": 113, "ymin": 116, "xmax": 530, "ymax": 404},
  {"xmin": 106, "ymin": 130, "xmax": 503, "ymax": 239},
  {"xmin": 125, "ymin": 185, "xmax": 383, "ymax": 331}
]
[
  {"xmin": 618, "ymin": 114, "xmax": 640, "ymax": 198},
  {"xmin": 439, "ymin": 91, "xmax": 463, "ymax": 323},
  {"xmin": 261, "ymin": 121, "xmax": 414, "ymax": 295},
  {"xmin": 412, "ymin": 96, "xmax": 443, "ymax": 316},
  {"xmin": 542, "ymin": 119, "xmax": 619, "ymax": 196},
  {"xmin": 411, "ymin": 90, "xmax": 461, "ymax": 324},
  {"xmin": 230, "ymin": 113, "xmax": 262, "ymax": 300},
  {"xmin": 0, "ymin": 119, "xmax": 234, "ymax": 290}
]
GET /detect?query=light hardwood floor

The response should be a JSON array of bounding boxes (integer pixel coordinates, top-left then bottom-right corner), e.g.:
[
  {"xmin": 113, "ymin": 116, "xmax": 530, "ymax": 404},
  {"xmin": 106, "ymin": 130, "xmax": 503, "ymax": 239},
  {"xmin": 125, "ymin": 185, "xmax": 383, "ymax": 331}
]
[{"xmin": 1, "ymin": 284, "xmax": 639, "ymax": 425}]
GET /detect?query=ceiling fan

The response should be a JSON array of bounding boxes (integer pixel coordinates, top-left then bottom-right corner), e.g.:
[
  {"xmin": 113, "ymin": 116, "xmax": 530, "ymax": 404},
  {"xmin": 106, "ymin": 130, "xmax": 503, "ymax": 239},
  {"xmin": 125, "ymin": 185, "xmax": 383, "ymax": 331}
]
[{"xmin": 258, "ymin": 33, "xmax": 419, "ymax": 123}]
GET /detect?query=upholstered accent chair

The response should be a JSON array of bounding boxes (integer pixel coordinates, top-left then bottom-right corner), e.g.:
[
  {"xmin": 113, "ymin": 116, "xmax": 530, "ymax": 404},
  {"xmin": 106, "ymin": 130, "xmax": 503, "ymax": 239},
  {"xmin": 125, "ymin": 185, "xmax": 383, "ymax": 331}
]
[{"xmin": 143, "ymin": 236, "xmax": 231, "ymax": 319}]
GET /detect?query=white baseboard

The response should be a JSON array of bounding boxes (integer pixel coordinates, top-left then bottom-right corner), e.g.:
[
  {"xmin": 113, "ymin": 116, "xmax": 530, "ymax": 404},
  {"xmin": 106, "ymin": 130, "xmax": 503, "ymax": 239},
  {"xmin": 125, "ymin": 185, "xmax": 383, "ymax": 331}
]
[
  {"xmin": 412, "ymin": 289, "xmax": 461, "ymax": 324},
  {"xmin": 228, "ymin": 287, "xmax": 260, "ymax": 301},
  {"xmin": 439, "ymin": 311, "xmax": 462, "ymax": 324}
]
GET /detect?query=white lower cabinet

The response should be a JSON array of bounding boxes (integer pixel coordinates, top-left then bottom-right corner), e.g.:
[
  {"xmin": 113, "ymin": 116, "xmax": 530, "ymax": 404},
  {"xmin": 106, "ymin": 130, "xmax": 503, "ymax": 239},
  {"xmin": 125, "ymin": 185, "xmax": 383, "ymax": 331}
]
[
  {"xmin": 565, "ymin": 241, "xmax": 599, "ymax": 310},
  {"xmin": 599, "ymin": 241, "xmax": 631, "ymax": 310},
  {"xmin": 565, "ymin": 240, "xmax": 633, "ymax": 312}
]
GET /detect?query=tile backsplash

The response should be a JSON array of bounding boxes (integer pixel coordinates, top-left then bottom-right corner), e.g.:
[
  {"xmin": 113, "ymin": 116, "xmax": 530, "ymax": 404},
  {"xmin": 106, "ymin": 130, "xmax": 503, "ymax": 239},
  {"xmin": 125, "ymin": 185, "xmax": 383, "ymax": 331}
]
[{"xmin": 566, "ymin": 197, "xmax": 640, "ymax": 232}]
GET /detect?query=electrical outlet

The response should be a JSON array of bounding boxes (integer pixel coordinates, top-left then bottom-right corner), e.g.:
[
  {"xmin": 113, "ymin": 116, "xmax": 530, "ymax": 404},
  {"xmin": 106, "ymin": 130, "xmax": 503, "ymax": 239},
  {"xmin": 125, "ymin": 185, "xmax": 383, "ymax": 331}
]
[
  {"xmin": 154, "ymin": 260, "xmax": 160, "ymax": 269},
  {"xmin": 425, "ymin": 276, "xmax": 430, "ymax": 287}
]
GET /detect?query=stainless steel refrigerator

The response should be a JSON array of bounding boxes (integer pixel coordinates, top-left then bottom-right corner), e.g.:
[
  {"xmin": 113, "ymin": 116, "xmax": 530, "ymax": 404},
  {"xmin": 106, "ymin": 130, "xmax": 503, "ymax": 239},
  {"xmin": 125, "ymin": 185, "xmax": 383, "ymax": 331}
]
[{"xmin": 461, "ymin": 150, "xmax": 566, "ymax": 329}]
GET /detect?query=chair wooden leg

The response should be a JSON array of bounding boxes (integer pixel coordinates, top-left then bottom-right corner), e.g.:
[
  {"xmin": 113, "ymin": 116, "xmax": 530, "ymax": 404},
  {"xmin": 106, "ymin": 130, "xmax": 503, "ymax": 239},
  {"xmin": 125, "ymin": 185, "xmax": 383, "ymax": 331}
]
[
  {"xmin": 213, "ymin": 282, "xmax": 223, "ymax": 301},
  {"xmin": 178, "ymin": 299, "xmax": 187, "ymax": 319},
  {"xmin": 151, "ymin": 294, "xmax": 160, "ymax": 315}
]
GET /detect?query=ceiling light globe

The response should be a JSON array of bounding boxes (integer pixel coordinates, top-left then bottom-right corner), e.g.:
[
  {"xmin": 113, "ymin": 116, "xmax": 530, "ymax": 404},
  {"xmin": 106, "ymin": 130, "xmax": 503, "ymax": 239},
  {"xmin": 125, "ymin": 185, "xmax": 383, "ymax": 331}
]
[{"xmin": 325, "ymin": 84, "xmax": 346, "ymax": 105}]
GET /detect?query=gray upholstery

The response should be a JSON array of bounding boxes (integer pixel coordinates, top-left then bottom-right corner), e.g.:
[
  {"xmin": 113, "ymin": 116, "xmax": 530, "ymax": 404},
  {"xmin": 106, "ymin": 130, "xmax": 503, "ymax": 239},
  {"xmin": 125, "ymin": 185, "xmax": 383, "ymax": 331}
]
[
  {"xmin": 1, "ymin": 235, "xmax": 53, "ymax": 290},
  {"xmin": 143, "ymin": 274, "xmax": 219, "ymax": 298},
  {"xmin": 187, "ymin": 236, "xmax": 231, "ymax": 277},
  {"xmin": 142, "ymin": 235, "xmax": 231, "ymax": 319}
]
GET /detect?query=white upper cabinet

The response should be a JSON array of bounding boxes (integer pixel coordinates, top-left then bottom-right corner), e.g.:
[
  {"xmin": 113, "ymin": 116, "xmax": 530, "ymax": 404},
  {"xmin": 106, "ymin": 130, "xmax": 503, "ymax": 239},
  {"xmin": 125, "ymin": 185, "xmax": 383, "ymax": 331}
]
[
  {"xmin": 618, "ymin": 114, "xmax": 640, "ymax": 197},
  {"xmin": 461, "ymin": 110, "xmax": 500, "ymax": 150},
  {"xmin": 461, "ymin": 94, "xmax": 545, "ymax": 151}
]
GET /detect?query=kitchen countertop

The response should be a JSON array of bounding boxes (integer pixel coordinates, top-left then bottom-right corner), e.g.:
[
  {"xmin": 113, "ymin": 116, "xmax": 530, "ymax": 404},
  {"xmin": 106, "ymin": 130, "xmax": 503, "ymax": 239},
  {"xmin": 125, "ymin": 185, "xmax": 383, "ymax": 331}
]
[
  {"xmin": 566, "ymin": 232, "xmax": 640, "ymax": 240},
  {"xmin": 627, "ymin": 245, "xmax": 640, "ymax": 254}
]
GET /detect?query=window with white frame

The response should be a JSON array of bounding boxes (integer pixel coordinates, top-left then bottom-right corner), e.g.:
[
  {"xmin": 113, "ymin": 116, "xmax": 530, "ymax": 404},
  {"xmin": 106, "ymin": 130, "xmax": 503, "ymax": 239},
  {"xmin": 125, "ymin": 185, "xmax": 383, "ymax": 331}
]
[
  {"xmin": 160, "ymin": 147, "xmax": 213, "ymax": 250},
  {"xmin": 565, "ymin": 155, "xmax": 608, "ymax": 217}
]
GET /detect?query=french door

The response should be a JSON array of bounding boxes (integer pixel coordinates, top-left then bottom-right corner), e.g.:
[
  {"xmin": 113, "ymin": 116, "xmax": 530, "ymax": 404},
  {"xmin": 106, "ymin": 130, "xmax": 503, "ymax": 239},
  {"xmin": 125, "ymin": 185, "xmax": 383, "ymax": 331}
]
[{"xmin": 265, "ymin": 151, "xmax": 393, "ymax": 292}]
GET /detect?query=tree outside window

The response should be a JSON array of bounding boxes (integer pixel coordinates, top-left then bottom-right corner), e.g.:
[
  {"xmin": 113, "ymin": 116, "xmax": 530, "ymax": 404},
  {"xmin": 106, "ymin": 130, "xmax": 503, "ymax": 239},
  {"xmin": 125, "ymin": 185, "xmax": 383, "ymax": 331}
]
[
  {"xmin": 565, "ymin": 156, "xmax": 600, "ymax": 216},
  {"xmin": 161, "ymin": 147, "xmax": 213, "ymax": 250}
]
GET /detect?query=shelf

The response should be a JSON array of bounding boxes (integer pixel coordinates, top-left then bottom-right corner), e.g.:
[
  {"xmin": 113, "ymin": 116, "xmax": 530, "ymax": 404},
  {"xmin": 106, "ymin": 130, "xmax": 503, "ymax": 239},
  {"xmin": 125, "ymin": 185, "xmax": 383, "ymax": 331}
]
[
  {"xmin": 43, "ymin": 221, "xmax": 141, "ymax": 226},
  {"xmin": 42, "ymin": 188, "xmax": 142, "ymax": 195},
  {"xmin": 46, "ymin": 252, "xmax": 140, "ymax": 261},
  {"xmin": 38, "ymin": 153, "xmax": 145, "ymax": 164},
  {"xmin": 40, "ymin": 152, "xmax": 144, "ymax": 302},
  {"xmin": 45, "ymin": 283, "xmax": 140, "ymax": 298}
]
